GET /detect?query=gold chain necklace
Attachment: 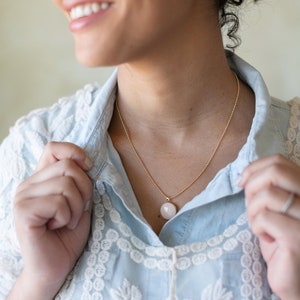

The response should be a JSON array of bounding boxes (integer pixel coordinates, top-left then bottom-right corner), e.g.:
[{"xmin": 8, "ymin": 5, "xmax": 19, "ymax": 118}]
[{"xmin": 116, "ymin": 72, "xmax": 240, "ymax": 220}]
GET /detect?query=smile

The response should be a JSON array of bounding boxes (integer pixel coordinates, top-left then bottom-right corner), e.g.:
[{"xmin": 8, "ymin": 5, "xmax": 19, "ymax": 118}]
[{"xmin": 70, "ymin": 2, "xmax": 111, "ymax": 20}]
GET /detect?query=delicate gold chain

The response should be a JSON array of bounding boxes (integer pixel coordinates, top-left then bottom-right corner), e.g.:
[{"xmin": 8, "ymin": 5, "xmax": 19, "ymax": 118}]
[{"xmin": 116, "ymin": 72, "xmax": 240, "ymax": 202}]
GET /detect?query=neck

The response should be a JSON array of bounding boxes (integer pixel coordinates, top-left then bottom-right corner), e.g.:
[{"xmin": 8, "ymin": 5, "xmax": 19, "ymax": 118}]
[
  {"xmin": 115, "ymin": 9, "xmax": 238, "ymax": 138},
  {"xmin": 117, "ymin": 54, "xmax": 236, "ymax": 130}
]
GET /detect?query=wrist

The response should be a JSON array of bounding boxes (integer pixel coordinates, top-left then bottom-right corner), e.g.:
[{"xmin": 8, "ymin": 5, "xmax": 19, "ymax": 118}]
[
  {"xmin": 282, "ymin": 294, "xmax": 300, "ymax": 300},
  {"xmin": 279, "ymin": 290, "xmax": 300, "ymax": 300},
  {"xmin": 8, "ymin": 270, "xmax": 62, "ymax": 300}
]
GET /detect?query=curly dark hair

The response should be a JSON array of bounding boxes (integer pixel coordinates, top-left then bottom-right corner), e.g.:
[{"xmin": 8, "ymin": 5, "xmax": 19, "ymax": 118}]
[{"xmin": 217, "ymin": 0, "xmax": 259, "ymax": 49}]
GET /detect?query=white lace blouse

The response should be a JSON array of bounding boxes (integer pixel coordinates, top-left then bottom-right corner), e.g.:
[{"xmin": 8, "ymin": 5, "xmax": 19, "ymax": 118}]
[{"xmin": 0, "ymin": 54, "xmax": 299, "ymax": 299}]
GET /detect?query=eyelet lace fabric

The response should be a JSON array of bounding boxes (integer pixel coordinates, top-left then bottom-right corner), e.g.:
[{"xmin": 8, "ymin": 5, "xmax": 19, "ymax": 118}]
[
  {"xmin": 0, "ymin": 83, "xmax": 99, "ymax": 298},
  {"xmin": 285, "ymin": 97, "xmax": 300, "ymax": 164},
  {"xmin": 0, "ymin": 79, "xmax": 298, "ymax": 299},
  {"xmin": 56, "ymin": 189, "xmax": 267, "ymax": 300}
]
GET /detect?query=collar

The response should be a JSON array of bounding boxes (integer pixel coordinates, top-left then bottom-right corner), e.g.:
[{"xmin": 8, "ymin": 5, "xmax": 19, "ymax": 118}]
[
  {"xmin": 228, "ymin": 52, "xmax": 285, "ymax": 186},
  {"xmin": 76, "ymin": 53, "xmax": 286, "ymax": 209},
  {"xmin": 184, "ymin": 53, "xmax": 287, "ymax": 210}
]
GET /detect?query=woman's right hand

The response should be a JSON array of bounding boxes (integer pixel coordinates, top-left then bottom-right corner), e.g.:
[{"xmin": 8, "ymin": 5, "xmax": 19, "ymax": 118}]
[{"xmin": 9, "ymin": 142, "xmax": 93, "ymax": 299}]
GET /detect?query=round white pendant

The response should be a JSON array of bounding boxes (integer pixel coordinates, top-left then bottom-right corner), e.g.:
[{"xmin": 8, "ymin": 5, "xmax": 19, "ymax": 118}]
[{"xmin": 160, "ymin": 202, "xmax": 177, "ymax": 220}]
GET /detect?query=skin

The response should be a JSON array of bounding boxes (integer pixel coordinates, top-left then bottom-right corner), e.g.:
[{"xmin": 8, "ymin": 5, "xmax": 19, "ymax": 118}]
[
  {"xmin": 9, "ymin": 142, "xmax": 93, "ymax": 299},
  {"xmin": 7, "ymin": 0, "xmax": 300, "ymax": 299},
  {"xmin": 239, "ymin": 155, "xmax": 300, "ymax": 299}
]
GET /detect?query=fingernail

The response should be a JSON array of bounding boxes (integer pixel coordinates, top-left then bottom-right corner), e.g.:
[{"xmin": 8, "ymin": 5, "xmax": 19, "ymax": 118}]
[
  {"xmin": 237, "ymin": 172, "xmax": 247, "ymax": 187},
  {"xmin": 85, "ymin": 157, "xmax": 93, "ymax": 169},
  {"xmin": 84, "ymin": 200, "xmax": 91, "ymax": 212},
  {"xmin": 235, "ymin": 174, "xmax": 242, "ymax": 186},
  {"xmin": 69, "ymin": 220, "xmax": 78, "ymax": 230}
]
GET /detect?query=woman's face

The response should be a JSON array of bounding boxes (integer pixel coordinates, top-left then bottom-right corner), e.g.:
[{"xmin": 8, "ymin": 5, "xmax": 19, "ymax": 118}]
[{"xmin": 53, "ymin": 0, "xmax": 214, "ymax": 67}]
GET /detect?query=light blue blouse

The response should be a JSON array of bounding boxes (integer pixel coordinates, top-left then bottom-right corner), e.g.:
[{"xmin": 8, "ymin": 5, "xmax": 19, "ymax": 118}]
[{"xmin": 1, "ymin": 53, "xmax": 299, "ymax": 299}]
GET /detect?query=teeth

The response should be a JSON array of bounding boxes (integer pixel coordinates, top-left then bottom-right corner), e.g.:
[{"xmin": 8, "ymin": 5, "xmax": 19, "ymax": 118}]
[
  {"xmin": 83, "ymin": 5, "xmax": 92, "ymax": 16},
  {"xmin": 100, "ymin": 2, "xmax": 109, "ymax": 10},
  {"xmin": 70, "ymin": 2, "xmax": 110, "ymax": 20},
  {"xmin": 91, "ymin": 3, "xmax": 100, "ymax": 13}
]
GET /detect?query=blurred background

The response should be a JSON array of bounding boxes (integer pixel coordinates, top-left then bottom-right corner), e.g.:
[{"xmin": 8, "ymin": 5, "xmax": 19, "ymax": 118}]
[{"xmin": 0, "ymin": 0, "xmax": 299, "ymax": 142}]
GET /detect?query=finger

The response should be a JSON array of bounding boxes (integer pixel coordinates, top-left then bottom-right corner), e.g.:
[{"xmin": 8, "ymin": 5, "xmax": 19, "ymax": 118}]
[
  {"xmin": 239, "ymin": 154, "xmax": 295, "ymax": 186},
  {"xmin": 251, "ymin": 209, "xmax": 300, "ymax": 248},
  {"xmin": 247, "ymin": 186, "xmax": 300, "ymax": 223},
  {"xmin": 15, "ymin": 176, "xmax": 85, "ymax": 230},
  {"xmin": 239, "ymin": 155, "xmax": 289, "ymax": 185},
  {"xmin": 36, "ymin": 142, "xmax": 93, "ymax": 172},
  {"xmin": 240, "ymin": 155, "xmax": 300, "ymax": 198},
  {"xmin": 251, "ymin": 209, "xmax": 300, "ymax": 299},
  {"xmin": 18, "ymin": 159, "xmax": 93, "ymax": 204},
  {"xmin": 14, "ymin": 195, "xmax": 72, "ymax": 234}
]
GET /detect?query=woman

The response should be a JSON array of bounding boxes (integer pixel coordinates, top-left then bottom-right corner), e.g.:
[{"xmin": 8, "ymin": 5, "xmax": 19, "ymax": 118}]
[{"xmin": 1, "ymin": 0, "xmax": 300, "ymax": 299}]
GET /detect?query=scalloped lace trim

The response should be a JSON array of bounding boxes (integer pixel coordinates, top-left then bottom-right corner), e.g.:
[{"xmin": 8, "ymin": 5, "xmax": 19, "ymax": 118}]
[{"xmin": 285, "ymin": 97, "xmax": 300, "ymax": 164}]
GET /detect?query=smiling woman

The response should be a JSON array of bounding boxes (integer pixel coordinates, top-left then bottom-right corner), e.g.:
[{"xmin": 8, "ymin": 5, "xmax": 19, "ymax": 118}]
[
  {"xmin": 1, "ymin": 0, "xmax": 300, "ymax": 300},
  {"xmin": 0, "ymin": 1, "xmax": 299, "ymax": 141}
]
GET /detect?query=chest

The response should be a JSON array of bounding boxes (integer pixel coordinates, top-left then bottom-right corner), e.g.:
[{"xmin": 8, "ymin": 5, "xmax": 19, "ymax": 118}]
[
  {"xmin": 55, "ymin": 187, "xmax": 275, "ymax": 299},
  {"xmin": 115, "ymin": 134, "xmax": 247, "ymax": 234}
]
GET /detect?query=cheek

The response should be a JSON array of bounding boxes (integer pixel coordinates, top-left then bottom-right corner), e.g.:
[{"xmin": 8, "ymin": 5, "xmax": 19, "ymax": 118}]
[
  {"xmin": 71, "ymin": 8, "xmax": 150, "ymax": 66},
  {"xmin": 73, "ymin": 23, "xmax": 136, "ymax": 67},
  {"xmin": 72, "ymin": 1, "xmax": 195, "ymax": 67},
  {"xmin": 73, "ymin": 32, "xmax": 118, "ymax": 67}
]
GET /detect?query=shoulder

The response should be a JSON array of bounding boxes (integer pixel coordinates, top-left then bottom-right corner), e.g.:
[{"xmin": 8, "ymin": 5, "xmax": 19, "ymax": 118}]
[
  {"xmin": 268, "ymin": 96, "xmax": 300, "ymax": 128},
  {"xmin": 0, "ymin": 83, "xmax": 102, "ymax": 281},
  {"xmin": 270, "ymin": 96, "xmax": 300, "ymax": 131},
  {"xmin": 12, "ymin": 82, "xmax": 101, "ymax": 144},
  {"xmin": 280, "ymin": 97, "xmax": 300, "ymax": 164},
  {"xmin": 0, "ymin": 82, "xmax": 101, "ymax": 187},
  {"xmin": 268, "ymin": 96, "xmax": 300, "ymax": 164},
  {"xmin": 270, "ymin": 96, "xmax": 292, "ymax": 114},
  {"xmin": 270, "ymin": 96, "xmax": 300, "ymax": 112}
]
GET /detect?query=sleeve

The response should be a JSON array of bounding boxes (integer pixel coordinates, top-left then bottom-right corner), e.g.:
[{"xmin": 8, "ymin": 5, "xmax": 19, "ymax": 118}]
[
  {"xmin": 285, "ymin": 97, "xmax": 300, "ymax": 165},
  {"xmin": 0, "ymin": 83, "xmax": 97, "ymax": 298},
  {"xmin": 0, "ymin": 118, "xmax": 48, "ymax": 298}
]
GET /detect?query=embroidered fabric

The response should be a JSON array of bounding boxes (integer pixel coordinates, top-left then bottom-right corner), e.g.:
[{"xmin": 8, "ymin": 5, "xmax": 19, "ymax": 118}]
[
  {"xmin": 285, "ymin": 97, "xmax": 300, "ymax": 164},
  {"xmin": 0, "ymin": 83, "xmax": 99, "ymax": 298},
  {"xmin": 0, "ymin": 79, "xmax": 298, "ymax": 299},
  {"xmin": 58, "ymin": 187, "xmax": 265, "ymax": 300}
]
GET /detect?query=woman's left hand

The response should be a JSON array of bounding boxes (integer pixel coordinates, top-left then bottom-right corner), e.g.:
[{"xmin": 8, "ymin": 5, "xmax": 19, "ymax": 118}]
[{"xmin": 239, "ymin": 154, "xmax": 300, "ymax": 300}]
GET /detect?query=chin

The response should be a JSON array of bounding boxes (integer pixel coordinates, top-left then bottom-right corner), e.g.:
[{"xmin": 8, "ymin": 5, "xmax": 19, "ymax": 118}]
[
  {"xmin": 76, "ymin": 56, "xmax": 101, "ymax": 68},
  {"xmin": 75, "ymin": 45, "xmax": 121, "ymax": 68},
  {"xmin": 75, "ymin": 53, "xmax": 109, "ymax": 68}
]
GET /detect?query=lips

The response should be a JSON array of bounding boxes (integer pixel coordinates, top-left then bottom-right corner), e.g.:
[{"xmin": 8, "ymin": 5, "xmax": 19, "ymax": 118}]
[
  {"xmin": 65, "ymin": 1, "xmax": 113, "ymax": 32},
  {"xmin": 69, "ymin": 2, "xmax": 111, "ymax": 21}
]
